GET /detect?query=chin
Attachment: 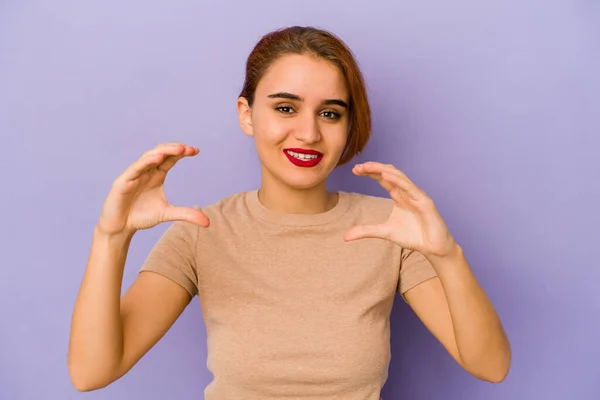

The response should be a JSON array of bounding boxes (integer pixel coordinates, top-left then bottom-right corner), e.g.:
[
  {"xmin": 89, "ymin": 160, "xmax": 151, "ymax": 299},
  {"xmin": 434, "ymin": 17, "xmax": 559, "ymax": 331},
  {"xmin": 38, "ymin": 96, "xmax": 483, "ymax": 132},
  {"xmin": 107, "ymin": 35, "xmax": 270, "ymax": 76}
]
[
  {"xmin": 278, "ymin": 172, "xmax": 327, "ymax": 191},
  {"xmin": 259, "ymin": 150, "xmax": 337, "ymax": 190}
]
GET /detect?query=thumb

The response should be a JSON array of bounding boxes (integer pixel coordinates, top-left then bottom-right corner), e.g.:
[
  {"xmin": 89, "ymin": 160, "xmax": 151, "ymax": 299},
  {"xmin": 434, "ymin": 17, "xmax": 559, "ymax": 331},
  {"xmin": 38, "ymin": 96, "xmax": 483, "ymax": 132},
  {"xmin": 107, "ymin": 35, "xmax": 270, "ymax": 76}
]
[
  {"xmin": 344, "ymin": 224, "xmax": 390, "ymax": 242},
  {"xmin": 163, "ymin": 205, "xmax": 210, "ymax": 227}
]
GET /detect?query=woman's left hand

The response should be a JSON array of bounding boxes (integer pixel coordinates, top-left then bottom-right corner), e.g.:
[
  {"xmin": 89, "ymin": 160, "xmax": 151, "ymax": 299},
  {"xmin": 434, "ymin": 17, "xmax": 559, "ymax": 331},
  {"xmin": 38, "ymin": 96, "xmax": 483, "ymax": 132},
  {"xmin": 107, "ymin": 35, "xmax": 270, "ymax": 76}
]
[{"xmin": 344, "ymin": 162, "xmax": 456, "ymax": 258}]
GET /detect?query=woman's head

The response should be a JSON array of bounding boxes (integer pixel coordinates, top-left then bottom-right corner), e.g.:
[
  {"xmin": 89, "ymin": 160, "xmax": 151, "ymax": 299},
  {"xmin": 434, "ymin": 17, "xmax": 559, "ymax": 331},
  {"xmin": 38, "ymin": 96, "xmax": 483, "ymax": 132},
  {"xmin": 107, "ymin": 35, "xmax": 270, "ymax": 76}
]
[{"xmin": 237, "ymin": 26, "xmax": 371, "ymax": 191}]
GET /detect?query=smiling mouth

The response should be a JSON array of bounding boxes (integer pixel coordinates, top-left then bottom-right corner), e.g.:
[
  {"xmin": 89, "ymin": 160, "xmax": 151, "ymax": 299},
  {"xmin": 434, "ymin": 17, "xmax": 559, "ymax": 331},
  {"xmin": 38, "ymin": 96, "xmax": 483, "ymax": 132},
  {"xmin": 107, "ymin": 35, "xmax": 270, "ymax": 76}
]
[
  {"xmin": 285, "ymin": 150, "xmax": 320, "ymax": 160},
  {"xmin": 283, "ymin": 148, "xmax": 324, "ymax": 167}
]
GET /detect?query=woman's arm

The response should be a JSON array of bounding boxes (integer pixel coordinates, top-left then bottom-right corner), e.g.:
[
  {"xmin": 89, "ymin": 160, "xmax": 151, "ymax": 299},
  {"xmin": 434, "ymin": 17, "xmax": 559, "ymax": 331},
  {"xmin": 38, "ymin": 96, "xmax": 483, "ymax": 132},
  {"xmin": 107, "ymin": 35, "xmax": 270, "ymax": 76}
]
[
  {"xmin": 403, "ymin": 244, "xmax": 511, "ymax": 383},
  {"xmin": 68, "ymin": 143, "xmax": 207, "ymax": 391},
  {"xmin": 344, "ymin": 161, "xmax": 511, "ymax": 382},
  {"xmin": 68, "ymin": 228, "xmax": 192, "ymax": 391}
]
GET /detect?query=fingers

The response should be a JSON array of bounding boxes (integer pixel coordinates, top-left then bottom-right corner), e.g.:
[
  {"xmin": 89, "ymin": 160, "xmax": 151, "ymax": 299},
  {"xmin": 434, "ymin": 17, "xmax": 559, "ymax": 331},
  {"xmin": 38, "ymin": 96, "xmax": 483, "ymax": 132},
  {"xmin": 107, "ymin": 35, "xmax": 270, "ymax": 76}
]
[
  {"xmin": 158, "ymin": 146, "xmax": 199, "ymax": 173},
  {"xmin": 119, "ymin": 152, "xmax": 167, "ymax": 182},
  {"xmin": 352, "ymin": 166, "xmax": 395, "ymax": 192},
  {"xmin": 163, "ymin": 205, "xmax": 210, "ymax": 227},
  {"xmin": 145, "ymin": 143, "xmax": 194, "ymax": 159},
  {"xmin": 120, "ymin": 143, "xmax": 198, "ymax": 182},
  {"xmin": 353, "ymin": 162, "xmax": 413, "ymax": 185},
  {"xmin": 353, "ymin": 162, "xmax": 425, "ymax": 201},
  {"xmin": 344, "ymin": 224, "xmax": 390, "ymax": 242},
  {"xmin": 381, "ymin": 171, "xmax": 423, "ymax": 202}
]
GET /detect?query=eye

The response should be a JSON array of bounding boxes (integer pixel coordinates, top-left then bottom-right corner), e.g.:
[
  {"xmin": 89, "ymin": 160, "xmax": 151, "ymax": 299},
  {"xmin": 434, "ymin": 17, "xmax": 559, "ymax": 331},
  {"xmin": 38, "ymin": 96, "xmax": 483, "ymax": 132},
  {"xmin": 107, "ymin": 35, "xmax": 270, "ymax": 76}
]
[
  {"xmin": 320, "ymin": 110, "xmax": 341, "ymax": 120},
  {"xmin": 275, "ymin": 105, "xmax": 295, "ymax": 114}
]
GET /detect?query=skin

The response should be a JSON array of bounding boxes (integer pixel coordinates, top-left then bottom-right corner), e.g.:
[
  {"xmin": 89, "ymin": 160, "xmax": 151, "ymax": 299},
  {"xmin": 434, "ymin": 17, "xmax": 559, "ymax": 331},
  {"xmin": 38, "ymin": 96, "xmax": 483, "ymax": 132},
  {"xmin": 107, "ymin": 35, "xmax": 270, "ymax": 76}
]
[
  {"xmin": 67, "ymin": 53, "xmax": 510, "ymax": 392},
  {"xmin": 346, "ymin": 162, "xmax": 511, "ymax": 382},
  {"xmin": 237, "ymin": 53, "xmax": 350, "ymax": 214}
]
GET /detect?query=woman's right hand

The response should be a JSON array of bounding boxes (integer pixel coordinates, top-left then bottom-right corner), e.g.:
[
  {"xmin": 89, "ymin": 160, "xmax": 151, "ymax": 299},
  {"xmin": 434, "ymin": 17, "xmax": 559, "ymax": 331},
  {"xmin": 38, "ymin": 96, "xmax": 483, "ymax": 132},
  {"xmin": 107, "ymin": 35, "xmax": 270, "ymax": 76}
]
[{"xmin": 97, "ymin": 143, "xmax": 210, "ymax": 238}]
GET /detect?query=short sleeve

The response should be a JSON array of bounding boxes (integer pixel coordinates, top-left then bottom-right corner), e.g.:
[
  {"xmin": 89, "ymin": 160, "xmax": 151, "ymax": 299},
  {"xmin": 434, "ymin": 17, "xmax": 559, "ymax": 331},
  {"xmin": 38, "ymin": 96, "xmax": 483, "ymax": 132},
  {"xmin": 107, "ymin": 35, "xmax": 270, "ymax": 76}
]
[
  {"xmin": 139, "ymin": 221, "xmax": 199, "ymax": 297},
  {"xmin": 398, "ymin": 248, "xmax": 437, "ymax": 296}
]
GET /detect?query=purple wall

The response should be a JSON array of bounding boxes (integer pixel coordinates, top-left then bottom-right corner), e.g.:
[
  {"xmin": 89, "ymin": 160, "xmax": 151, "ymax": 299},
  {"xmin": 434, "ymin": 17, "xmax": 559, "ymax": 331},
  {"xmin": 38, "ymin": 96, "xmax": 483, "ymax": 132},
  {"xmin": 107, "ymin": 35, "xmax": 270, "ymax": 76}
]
[{"xmin": 1, "ymin": 1, "xmax": 598, "ymax": 399}]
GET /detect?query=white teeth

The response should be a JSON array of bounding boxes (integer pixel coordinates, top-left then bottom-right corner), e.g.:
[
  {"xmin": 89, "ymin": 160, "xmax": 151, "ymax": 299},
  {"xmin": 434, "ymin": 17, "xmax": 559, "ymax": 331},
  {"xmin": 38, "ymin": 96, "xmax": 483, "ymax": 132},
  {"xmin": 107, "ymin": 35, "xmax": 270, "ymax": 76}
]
[{"xmin": 286, "ymin": 150, "xmax": 319, "ymax": 160}]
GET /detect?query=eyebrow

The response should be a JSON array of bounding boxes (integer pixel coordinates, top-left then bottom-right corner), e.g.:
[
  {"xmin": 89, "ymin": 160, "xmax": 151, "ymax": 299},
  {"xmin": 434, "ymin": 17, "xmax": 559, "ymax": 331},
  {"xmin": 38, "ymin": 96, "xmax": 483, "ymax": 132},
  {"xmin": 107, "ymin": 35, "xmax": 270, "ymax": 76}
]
[{"xmin": 267, "ymin": 92, "xmax": 348, "ymax": 108}]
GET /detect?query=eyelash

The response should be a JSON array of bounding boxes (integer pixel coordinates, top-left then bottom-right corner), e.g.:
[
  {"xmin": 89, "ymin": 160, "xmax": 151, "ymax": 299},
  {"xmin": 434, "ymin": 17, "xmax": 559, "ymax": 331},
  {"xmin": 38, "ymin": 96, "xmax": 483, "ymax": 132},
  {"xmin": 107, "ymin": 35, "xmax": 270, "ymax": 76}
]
[{"xmin": 275, "ymin": 105, "xmax": 341, "ymax": 120}]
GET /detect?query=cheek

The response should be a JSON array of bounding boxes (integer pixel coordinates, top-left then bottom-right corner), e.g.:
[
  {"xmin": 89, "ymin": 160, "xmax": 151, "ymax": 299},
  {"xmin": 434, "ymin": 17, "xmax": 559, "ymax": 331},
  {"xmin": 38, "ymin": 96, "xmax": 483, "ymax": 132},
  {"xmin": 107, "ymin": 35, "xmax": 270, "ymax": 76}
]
[
  {"xmin": 253, "ymin": 115, "xmax": 291, "ymax": 144},
  {"xmin": 322, "ymin": 123, "xmax": 349, "ymax": 151}
]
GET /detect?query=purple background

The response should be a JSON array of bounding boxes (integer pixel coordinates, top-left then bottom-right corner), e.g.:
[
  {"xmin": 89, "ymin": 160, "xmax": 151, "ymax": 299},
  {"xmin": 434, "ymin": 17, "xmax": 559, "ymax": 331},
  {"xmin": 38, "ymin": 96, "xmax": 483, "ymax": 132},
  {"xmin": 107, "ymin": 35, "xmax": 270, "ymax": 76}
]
[{"xmin": 1, "ymin": 1, "xmax": 599, "ymax": 399}]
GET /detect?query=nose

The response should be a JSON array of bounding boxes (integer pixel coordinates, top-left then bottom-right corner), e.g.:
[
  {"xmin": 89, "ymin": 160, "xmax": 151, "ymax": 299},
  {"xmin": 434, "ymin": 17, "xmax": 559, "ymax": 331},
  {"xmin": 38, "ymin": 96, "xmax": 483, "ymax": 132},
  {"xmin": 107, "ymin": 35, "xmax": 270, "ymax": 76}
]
[{"xmin": 294, "ymin": 113, "xmax": 321, "ymax": 144}]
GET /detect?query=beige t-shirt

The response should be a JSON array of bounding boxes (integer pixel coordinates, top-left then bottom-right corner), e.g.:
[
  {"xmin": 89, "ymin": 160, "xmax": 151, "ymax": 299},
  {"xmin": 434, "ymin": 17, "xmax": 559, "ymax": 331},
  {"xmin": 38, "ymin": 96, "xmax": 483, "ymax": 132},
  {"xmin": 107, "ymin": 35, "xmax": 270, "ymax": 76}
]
[{"xmin": 140, "ymin": 190, "xmax": 437, "ymax": 399}]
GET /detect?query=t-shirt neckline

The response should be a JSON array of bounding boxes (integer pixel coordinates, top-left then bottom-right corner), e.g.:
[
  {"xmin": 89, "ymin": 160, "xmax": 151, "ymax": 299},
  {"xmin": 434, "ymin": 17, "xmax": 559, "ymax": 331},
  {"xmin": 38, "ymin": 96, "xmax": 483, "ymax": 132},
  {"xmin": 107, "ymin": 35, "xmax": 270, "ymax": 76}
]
[{"xmin": 245, "ymin": 189, "xmax": 351, "ymax": 227}]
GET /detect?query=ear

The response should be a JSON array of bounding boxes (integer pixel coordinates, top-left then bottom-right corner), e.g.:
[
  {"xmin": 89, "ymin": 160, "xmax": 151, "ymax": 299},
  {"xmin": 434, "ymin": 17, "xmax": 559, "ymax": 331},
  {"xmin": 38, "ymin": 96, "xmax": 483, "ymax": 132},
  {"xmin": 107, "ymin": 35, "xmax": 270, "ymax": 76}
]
[{"xmin": 236, "ymin": 97, "xmax": 254, "ymax": 137}]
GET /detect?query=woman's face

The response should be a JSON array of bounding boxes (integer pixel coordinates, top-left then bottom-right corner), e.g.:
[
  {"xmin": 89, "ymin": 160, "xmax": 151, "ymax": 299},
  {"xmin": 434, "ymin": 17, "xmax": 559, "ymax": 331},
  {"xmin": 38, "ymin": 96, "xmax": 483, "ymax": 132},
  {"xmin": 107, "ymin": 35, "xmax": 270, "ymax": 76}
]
[{"xmin": 237, "ymin": 53, "xmax": 350, "ymax": 191}]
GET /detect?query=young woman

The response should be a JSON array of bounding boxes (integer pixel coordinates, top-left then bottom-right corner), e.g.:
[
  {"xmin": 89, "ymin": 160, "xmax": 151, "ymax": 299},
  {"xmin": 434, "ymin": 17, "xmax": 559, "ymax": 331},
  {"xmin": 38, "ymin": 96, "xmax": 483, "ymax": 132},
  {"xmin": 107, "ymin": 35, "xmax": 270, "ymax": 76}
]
[{"xmin": 68, "ymin": 26, "xmax": 511, "ymax": 399}]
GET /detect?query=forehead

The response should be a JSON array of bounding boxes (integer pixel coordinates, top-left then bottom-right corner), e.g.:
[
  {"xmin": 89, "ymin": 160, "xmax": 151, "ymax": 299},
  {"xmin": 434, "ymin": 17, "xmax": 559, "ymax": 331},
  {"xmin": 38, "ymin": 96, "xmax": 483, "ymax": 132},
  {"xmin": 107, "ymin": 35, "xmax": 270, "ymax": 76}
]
[{"xmin": 256, "ymin": 53, "xmax": 348, "ymax": 101}]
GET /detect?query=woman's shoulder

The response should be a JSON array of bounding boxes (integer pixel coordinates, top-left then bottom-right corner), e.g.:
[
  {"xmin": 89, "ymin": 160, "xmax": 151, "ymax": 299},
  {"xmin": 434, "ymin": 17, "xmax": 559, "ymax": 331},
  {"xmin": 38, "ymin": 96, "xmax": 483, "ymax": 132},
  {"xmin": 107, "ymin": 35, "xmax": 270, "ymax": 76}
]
[
  {"xmin": 343, "ymin": 191, "xmax": 394, "ymax": 220},
  {"xmin": 196, "ymin": 191, "xmax": 251, "ymax": 219}
]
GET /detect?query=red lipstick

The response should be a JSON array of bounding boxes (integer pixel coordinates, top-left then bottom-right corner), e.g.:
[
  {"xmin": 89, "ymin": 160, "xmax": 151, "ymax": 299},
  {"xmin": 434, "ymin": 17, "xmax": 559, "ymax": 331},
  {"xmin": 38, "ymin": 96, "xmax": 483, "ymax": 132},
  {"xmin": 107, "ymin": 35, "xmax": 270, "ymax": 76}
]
[{"xmin": 283, "ymin": 148, "xmax": 324, "ymax": 168}]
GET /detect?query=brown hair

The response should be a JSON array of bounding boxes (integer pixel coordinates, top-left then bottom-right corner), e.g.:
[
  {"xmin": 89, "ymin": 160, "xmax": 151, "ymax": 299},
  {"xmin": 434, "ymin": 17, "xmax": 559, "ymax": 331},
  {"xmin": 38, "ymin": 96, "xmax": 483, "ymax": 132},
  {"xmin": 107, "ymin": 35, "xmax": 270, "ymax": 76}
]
[{"xmin": 239, "ymin": 26, "xmax": 371, "ymax": 165}]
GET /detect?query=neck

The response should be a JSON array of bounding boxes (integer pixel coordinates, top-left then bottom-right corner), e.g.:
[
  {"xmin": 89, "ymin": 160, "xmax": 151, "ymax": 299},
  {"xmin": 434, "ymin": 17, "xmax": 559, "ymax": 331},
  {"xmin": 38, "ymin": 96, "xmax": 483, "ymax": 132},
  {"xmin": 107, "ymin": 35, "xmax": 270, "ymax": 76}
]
[{"xmin": 258, "ymin": 176, "xmax": 338, "ymax": 215}]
